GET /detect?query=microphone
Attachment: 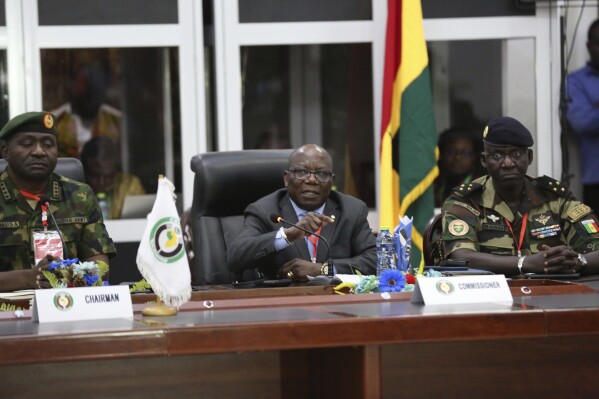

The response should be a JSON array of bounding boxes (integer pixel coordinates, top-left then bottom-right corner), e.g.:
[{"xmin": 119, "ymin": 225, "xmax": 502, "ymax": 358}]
[
  {"xmin": 39, "ymin": 195, "xmax": 69, "ymax": 260},
  {"xmin": 270, "ymin": 213, "xmax": 335, "ymax": 278}
]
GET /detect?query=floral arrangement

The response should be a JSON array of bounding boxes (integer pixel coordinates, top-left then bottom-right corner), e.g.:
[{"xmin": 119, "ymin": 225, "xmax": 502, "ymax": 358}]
[
  {"xmin": 129, "ymin": 279, "xmax": 152, "ymax": 293},
  {"xmin": 334, "ymin": 268, "xmax": 443, "ymax": 295},
  {"xmin": 42, "ymin": 258, "xmax": 109, "ymax": 288}
]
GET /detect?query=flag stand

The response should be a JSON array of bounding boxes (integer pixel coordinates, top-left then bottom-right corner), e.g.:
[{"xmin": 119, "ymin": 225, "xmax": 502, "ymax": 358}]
[{"xmin": 142, "ymin": 296, "xmax": 177, "ymax": 316}]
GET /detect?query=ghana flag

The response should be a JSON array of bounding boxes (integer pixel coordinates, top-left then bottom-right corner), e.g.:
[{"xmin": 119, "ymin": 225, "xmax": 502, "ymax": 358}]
[{"xmin": 379, "ymin": 0, "xmax": 438, "ymax": 272}]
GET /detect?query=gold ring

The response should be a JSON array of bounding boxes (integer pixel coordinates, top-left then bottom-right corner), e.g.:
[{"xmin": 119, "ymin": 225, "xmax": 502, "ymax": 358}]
[{"xmin": 287, "ymin": 271, "xmax": 294, "ymax": 278}]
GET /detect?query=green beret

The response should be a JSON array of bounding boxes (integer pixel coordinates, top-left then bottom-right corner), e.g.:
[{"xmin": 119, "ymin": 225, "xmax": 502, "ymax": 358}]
[
  {"xmin": 0, "ymin": 112, "xmax": 57, "ymax": 141},
  {"xmin": 482, "ymin": 116, "xmax": 534, "ymax": 147}
]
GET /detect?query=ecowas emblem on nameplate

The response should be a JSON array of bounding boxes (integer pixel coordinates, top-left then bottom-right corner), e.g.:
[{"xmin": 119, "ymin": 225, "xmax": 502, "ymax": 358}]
[
  {"xmin": 411, "ymin": 275, "xmax": 513, "ymax": 305},
  {"xmin": 32, "ymin": 285, "xmax": 133, "ymax": 323}
]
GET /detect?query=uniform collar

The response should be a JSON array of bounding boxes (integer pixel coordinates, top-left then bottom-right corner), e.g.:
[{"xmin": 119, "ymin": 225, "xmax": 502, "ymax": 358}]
[
  {"xmin": 0, "ymin": 170, "xmax": 63, "ymax": 203},
  {"xmin": 481, "ymin": 176, "xmax": 538, "ymax": 222}
]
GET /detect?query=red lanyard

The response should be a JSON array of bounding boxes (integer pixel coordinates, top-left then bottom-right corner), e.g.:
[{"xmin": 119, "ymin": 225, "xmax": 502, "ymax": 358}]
[
  {"xmin": 19, "ymin": 190, "xmax": 48, "ymax": 228},
  {"xmin": 505, "ymin": 212, "xmax": 528, "ymax": 257}
]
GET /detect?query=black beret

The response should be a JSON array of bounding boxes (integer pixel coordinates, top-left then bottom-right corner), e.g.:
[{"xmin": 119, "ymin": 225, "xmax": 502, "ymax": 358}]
[
  {"xmin": 482, "ymin": 116, "xmax": 534, "ymax": 147},
  {"xmin": 0, "ymin": 112, "xmax": 57, "ymax": 141}
]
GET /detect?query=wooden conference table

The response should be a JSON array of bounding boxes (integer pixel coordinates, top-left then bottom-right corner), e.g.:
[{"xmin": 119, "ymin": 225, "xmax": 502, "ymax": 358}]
[{"xmin": 1, "ymin": 280, "xmax": 599, "ymax": 399}]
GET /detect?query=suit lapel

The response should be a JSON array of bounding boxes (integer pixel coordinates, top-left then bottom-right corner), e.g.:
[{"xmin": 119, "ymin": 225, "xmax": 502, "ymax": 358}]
[{"xmin": 317, "ymin": 196, "xmax": 339, "ymax": 262}]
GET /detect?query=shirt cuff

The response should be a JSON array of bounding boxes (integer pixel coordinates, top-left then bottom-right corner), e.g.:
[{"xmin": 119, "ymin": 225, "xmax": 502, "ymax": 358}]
[{"xmin": 274, "ymin": 229, "xmax": 290, "ymax": 252}]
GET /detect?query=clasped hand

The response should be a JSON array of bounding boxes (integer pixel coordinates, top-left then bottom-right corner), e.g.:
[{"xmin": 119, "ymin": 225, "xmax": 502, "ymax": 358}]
[{"xmin": 525, "ymin": 245, "xmax": 580, "ymax": 274}]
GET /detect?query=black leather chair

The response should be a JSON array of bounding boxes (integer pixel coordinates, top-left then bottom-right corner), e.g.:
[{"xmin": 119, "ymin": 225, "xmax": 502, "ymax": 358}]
[
  {"xmin": 189, "ymin": 149, "xmax": 293, "ymax": 285},
  {"xmin": 0, "ymin": 157, "xmax": 85, "ymax": 183},
  {"xmin": 423, "ymin": 213, "xmax": 443, "ymax": 265}
]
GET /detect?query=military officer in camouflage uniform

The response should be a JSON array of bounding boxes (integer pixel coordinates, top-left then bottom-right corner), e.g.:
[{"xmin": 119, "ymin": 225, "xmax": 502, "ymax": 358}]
[
  {"xmin": 441, "ymin": 116, "xmax": 599, "ymax": 277},
  {"xmin": 0, "ymin": 111, "xmax": 116, "ymax": 291}
]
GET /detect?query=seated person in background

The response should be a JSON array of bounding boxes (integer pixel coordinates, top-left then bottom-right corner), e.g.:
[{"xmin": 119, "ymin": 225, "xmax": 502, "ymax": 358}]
[
  {"xmin": 80, "ymin": 136, "xmax": 145, "ymax": 219},
  {"xmin": 226, "ymin": 144, "xmax": 376, "ymax": 281},
  {"xmin": 566, "ymin": 18, "xmax": 599, "ymax": 212},
  {"xmin": 0, "ymin": 112, "xmax": 116, "ymax": 291},
  {"xmin": 52, "ymin": 61, "xmax": 121, "ymax": 158},
  {"xmin": 441, "ymin": 116, "xmax": 599, "ymax": 277},
  {"xmin": 434, "ymin": 127, "xmax": 484, "ymax": 207},
  {"xmin": 253, "ymin": 129, "xmax": 291, "ymax": 149}
]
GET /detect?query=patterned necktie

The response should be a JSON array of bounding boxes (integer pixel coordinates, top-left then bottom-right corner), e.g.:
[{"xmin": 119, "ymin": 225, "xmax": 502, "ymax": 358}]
[{"xmin": 308, "ymin": 228, "xmax": 321, "ymax": 262}]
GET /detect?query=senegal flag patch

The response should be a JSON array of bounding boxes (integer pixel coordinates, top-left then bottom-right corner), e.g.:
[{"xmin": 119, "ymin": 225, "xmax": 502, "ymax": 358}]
[{"xmin": 581, "ymin": 219, "xmax": 599, "ymax": 234}]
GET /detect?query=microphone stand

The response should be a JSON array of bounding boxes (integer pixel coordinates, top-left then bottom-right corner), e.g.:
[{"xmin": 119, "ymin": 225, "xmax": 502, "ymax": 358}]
[
  {"xmin": 271, "ymin": 214, "xmax": 339, "ymax": 286},
  {"xmin": 40, "ymin": 196, "xmax": 68, "ymax": 260}
]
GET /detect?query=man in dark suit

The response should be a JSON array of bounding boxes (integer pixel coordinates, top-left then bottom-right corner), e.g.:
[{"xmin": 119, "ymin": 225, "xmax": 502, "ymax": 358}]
[{"xmin": 226, "ymin": 144, "xmax": 376, "ymax": 280}]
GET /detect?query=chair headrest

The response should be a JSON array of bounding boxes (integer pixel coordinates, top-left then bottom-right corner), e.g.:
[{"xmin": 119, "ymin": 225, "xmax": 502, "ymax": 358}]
[
  {"xmin": 191, "ymin": 149, "xmax": 293, "ymax": 217},
  {"xmin": 0, "ymin": 157, "xmax": 85, "ymax": 183}
]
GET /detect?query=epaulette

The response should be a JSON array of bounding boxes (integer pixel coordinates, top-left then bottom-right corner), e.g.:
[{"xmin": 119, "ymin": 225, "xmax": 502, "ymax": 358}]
[
  {"xmin": 451, "ymin": 182, "xmax": 483, "ymax": 198},
  {"xmin": 535, "ymin": 175, "xmax": 569, "ymax": 198}
]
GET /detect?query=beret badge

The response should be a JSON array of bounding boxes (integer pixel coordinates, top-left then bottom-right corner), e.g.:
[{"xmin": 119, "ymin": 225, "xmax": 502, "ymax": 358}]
[{"xmin": 43, "ymin": 113, "xmax": 54, "ymax": 129}]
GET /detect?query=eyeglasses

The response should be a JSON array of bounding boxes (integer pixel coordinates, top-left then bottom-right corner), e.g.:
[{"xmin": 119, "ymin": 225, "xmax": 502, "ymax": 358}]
[
  {"xmin": 485, "ymin": 150, "xmax": 525, "ymax": 162},
  {"xmin": 287, "ymin": 169, "xmax": 334, "ymax": 183}
]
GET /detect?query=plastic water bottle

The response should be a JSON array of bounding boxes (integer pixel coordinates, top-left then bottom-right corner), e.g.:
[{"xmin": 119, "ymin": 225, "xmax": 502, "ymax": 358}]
[
  {"xmin": 97, "ymin": 192, "xmax": 110, "ymax": 220},
  {"xmin": 376, "ymin": 227, "xmax": 396, "ymax": 276}
]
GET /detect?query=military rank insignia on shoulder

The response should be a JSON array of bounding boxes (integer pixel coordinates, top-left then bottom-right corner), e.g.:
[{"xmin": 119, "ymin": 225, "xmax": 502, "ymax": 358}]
[
  {"xmin": 451, "ymin": 182, "xmax": 483, "ymax": 198},
  {"xmin": 535, "ymin": 175, "xmax": 569, "ymax": 198}
]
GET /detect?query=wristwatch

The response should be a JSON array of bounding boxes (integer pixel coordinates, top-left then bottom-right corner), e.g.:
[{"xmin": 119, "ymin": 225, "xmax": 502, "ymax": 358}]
[
  {"xmin": 278, "ymin": 227, "xmax": 292, "ymax": 245},
  {"xmin": 578, "ymin": 253, "xmax": 588, "ymax": 272},
  {"xmin": 320, "ymin": 262, "xmax": 329, "ymax": 275}
]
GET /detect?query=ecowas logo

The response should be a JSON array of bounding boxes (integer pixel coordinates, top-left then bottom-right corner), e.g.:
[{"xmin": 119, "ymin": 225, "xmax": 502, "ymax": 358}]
[
  {"xmin": 53, "ymin": 291, "xmax": 74, "ymax": 311},
  {"xmin": 149, "ymin": 217, "xmax": 185, "ymax": 263},
  {"xmin": 436, "ymin": 280, "xmax": 455, "ymax": 295}
]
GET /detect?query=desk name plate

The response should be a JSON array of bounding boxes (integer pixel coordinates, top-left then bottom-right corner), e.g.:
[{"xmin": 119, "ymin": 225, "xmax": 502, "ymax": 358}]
[
  {"xmin": 32, "ymin": 285, "xmax": 133, "ymax": 323},
  {"xmin": 410, "ymin": 275, "xmax": 513, "ymax": 305}
]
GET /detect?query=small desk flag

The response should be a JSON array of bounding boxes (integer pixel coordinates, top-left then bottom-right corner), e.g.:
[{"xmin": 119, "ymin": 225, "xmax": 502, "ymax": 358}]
[
  {"xmin": 394, "ymin": 215, "xmax": 413, "ymax": 273},
  {"xmin": 136, "ymin": 177, "xmax": 191, "ymax": 308}
]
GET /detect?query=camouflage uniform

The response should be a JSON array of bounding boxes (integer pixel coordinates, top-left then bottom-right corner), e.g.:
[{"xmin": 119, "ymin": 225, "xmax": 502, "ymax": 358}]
[
  {"xmin": 442, "ymin": 175, "xmax": 599, "ymax": 258},
  {"xmin": 0, "ymin": 170, "xmax": 116, "ymax": 271}
]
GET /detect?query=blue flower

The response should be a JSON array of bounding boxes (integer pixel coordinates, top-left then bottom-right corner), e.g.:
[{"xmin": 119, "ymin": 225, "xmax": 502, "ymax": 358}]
[
  {"xmin": 48, "ymin": 258, "xmax": 80, "ymax": 270},
  {"xmin": 378, "ymin": 269, "xmax": 406, "ymax": 292},
  {"xmin": 48, "ymin": 261, "xmax": 61, "ymax": 271},
  {"xmin": 84, "ymin": 274, "xmax": 99, "ymax": 286}
]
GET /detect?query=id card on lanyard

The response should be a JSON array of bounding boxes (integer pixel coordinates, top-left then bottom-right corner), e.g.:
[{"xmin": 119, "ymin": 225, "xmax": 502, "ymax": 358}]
[
  {"xmin": 20, "ymin": 190, "xmax": 64, "ymax": 263},
  {"xmin": 32, "ymin": 229, "xmax": 64, "ymax": 264}
]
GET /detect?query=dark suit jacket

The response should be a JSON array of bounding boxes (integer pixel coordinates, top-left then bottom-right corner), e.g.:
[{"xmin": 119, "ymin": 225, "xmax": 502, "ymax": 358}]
[{"xmin": 226, "ymin": 189, "xmax": 377, "ymax": 279}]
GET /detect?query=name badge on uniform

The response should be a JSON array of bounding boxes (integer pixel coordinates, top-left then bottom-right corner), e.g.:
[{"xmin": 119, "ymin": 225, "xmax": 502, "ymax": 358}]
[{"xmin": 32, "ymin": 229, "xmax": 63, "ymax": 264}]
